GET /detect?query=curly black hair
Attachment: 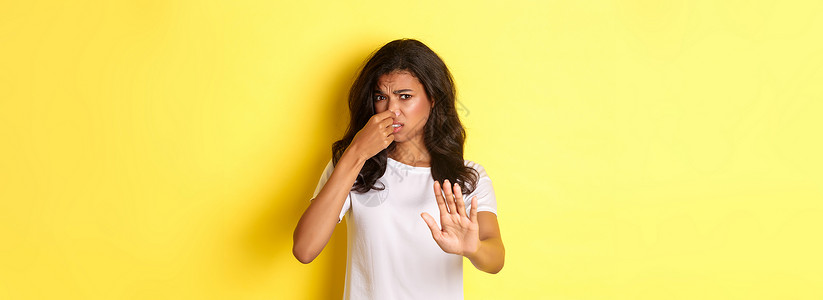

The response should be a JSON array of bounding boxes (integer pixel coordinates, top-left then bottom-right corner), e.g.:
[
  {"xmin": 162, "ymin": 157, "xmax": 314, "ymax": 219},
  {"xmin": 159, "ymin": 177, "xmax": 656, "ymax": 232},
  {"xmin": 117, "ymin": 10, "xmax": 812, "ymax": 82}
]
[{"xmin": 332, "ymin": 38, "xmax": 478, "ymax": 194}]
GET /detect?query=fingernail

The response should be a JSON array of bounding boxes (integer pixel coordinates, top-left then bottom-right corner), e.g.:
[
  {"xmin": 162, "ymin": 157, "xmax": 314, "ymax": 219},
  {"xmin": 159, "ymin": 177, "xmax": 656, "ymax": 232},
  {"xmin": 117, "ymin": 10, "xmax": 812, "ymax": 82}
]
[{"xmin": 395, "ymin": 111, "xmax": 400, "ymax": 116}]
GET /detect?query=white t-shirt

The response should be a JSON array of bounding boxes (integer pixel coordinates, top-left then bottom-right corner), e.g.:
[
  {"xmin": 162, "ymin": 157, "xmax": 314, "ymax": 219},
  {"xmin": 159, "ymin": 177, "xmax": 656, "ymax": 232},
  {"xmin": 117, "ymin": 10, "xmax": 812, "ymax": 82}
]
[{"xmin": 311, "ymin": 157, "xmax": 498, "ymax": 300}]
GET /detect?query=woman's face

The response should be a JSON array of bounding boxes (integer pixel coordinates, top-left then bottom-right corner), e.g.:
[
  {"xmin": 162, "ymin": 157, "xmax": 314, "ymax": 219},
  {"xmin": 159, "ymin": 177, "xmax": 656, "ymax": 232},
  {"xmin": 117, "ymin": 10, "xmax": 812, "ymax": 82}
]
[{"xmin": 373, "ymin": 70, "xmax": 432, "ymax": 143}]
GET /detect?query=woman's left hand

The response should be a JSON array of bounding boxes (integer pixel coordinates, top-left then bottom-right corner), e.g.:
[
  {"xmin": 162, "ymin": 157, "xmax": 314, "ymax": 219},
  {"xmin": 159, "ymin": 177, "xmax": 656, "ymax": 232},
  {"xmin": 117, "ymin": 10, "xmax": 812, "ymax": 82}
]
[{"xmin": 421, "ymin": 179, "xmax": 480, "ymax": 257}]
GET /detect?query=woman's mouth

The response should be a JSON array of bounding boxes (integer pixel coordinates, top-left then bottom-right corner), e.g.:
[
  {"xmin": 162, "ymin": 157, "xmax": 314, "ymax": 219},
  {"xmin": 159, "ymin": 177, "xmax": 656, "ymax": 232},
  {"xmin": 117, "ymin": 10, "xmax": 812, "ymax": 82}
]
[{"xmin": 392, "ymin": 122, "xmax": 403, "ymax": 133}]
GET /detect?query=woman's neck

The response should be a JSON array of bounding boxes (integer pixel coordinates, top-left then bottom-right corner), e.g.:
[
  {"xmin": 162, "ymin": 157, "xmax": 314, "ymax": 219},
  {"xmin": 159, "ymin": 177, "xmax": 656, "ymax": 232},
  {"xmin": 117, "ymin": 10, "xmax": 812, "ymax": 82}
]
[{"xmin": 389, "ymin": 140, "xmax": 431, "ymax": 167}]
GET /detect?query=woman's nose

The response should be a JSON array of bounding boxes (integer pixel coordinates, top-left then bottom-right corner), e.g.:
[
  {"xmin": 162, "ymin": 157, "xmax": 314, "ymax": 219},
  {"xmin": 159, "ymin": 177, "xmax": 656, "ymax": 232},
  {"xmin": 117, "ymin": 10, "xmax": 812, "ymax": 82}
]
[{"xmin": 388, "ymin": 98, "xmax": 401, "ymax": 112}]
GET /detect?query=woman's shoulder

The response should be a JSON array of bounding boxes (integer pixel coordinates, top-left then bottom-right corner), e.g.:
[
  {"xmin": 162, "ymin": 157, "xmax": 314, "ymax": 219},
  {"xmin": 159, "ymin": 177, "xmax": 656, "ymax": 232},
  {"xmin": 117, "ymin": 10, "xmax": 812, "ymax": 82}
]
[{"xmin": 463, "ymin": 159, "xmax": 490, "ymax": 178}]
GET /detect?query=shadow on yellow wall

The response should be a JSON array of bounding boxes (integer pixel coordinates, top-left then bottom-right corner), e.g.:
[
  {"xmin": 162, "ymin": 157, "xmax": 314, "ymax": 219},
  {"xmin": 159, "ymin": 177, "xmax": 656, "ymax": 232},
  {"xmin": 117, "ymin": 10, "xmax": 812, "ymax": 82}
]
[{"xmin": 238, "ymin": 45, "xmax": 371, "ymax": 298}]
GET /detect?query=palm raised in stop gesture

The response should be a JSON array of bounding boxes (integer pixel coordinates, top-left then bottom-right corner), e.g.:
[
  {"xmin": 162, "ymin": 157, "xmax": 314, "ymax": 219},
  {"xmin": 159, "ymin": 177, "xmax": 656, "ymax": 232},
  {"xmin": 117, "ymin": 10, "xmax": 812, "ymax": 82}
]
[{"xmin": 420, "ymin": 179, "xmax": 480, "ymax": 256}]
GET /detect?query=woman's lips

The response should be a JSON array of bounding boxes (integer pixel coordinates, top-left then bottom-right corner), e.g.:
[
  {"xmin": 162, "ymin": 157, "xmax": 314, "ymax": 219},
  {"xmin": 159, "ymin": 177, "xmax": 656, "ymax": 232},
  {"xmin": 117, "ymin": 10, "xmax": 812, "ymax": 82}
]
[{"xmin": 392, "ymin": 122, "xmax": 403, "ymax": 133}]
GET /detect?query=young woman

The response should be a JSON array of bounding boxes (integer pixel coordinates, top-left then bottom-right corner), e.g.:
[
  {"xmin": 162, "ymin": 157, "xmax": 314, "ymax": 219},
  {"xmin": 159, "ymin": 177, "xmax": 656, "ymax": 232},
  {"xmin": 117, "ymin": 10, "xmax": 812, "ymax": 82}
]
[{"xmin": 293, "ymin": 39, "xmax": 504, "ymax": 299}]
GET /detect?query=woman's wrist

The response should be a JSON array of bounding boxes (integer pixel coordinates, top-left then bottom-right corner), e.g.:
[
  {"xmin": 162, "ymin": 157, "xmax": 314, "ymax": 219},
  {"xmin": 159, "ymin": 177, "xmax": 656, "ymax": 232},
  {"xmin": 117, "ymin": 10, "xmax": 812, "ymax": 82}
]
[
  {"xmin": 463, "ymin": 241, "xmax": 482, "ymax": 260},
  {"xmin": 341, "ymin": 145, "xmax": 368, "ymax": 167}
]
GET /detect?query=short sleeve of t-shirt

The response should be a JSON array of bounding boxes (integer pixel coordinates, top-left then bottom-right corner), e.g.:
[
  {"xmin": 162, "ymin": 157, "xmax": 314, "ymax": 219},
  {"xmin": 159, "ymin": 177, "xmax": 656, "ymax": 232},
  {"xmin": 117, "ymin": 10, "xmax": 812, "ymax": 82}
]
[
  {"xmin": 464, "ymin": 161, "xmax": 498, "ymax": 216},
  {"xmin": 311, "ymin": 159, "xmax": 351, "ymax": 223}
]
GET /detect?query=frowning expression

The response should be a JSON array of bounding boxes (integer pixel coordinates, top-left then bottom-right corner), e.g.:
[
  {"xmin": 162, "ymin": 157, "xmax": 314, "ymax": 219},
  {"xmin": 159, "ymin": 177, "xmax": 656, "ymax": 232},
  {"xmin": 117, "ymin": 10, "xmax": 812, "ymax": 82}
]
[{"xmin": 373, "ymin": 70, "xmax": 432, "ymax": 143}]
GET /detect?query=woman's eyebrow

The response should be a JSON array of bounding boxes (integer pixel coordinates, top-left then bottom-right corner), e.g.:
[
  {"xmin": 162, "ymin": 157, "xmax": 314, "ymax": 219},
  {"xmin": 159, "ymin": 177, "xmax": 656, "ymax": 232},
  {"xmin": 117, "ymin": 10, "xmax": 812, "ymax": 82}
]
[{"xmin": 374, "ymin": 89, "xmax": 414, "ymax": 94}]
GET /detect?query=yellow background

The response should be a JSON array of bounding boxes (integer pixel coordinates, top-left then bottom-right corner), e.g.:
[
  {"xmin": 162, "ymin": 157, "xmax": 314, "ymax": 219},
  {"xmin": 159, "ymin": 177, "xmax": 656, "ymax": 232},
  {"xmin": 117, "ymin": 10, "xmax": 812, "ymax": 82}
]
[{"xmin": 2, "ymin": 0, "xmax": 821, "ymax": 299}]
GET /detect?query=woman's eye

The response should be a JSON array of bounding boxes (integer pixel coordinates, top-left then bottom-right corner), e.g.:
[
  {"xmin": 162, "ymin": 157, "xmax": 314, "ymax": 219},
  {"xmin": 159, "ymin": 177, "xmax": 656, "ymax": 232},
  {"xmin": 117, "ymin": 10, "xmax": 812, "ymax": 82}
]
[
  {"xmin": 374, "ymin": 95, "xmax": 386, "ymax": 101},
  {"xmin": 400, "ymin": 94, "xmax": 411, "ymax": 100}
]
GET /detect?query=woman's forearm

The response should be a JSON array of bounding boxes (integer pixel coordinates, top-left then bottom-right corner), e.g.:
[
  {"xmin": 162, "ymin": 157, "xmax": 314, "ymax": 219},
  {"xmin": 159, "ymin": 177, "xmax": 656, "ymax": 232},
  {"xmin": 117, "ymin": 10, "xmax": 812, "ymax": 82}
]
[
  {"xmin": 292, "ymin": 147, "xmax": 365, "ymax": 263},
  {"xmin": 464, "ymin": 237, "xmax": 505, "ymax": 274}
]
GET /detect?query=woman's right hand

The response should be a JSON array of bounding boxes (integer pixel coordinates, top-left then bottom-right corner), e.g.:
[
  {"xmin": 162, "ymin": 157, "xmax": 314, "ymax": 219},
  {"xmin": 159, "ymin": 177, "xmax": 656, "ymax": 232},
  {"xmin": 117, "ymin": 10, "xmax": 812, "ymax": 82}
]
[
  {"xmin": 295, "ymin": 111, "xmax": 396, "ymax": 264},
  {"xmin": 348, "ymin": 109, "xmax": 398, "ymax": 160}
]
